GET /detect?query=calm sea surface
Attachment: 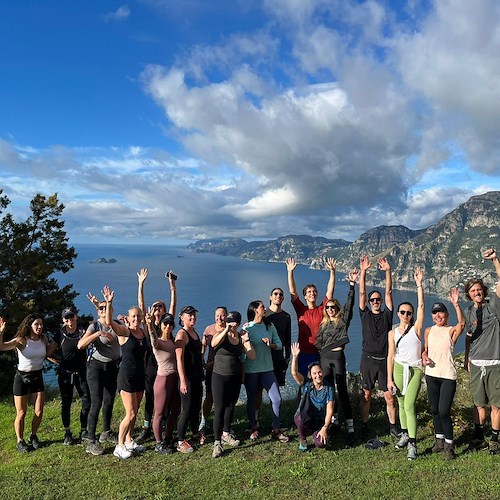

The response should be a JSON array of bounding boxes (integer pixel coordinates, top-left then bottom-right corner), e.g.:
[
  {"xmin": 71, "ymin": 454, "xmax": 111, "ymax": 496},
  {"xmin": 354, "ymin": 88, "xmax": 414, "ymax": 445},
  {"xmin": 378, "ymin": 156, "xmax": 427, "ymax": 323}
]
[{"xmin": 53, "ymin": 243, "xmax": 464, "ymax": 397}]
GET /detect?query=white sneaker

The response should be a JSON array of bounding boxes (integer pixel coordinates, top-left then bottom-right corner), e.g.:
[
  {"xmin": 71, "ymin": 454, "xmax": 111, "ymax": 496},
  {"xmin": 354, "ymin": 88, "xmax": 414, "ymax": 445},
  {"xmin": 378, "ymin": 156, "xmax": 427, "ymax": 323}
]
[
  {"xmin": 395, "ymin": 432, "xmax": 409, "ymax": 450},
  {"xmin": 113, "ymin": 444, "xmax": 132, "ymax": 460},
  {"xmin": 125, "ymin": 440, "xmax": 146, "ymax": 454},
  {"xmin": 407, "ymin": 442, "xmax": 417, "ymax": 460},
  {"xmin": 212, "ymin": 442, "xmax": 223, "ymax": 458}
]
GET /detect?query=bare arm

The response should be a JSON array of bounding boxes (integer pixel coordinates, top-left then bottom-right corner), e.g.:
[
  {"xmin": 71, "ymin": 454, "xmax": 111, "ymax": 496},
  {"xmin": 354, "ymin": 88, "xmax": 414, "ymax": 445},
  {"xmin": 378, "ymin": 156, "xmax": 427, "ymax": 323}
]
[
  {"xmin": 387, "ymin": 329, "xmax": 397, "ymax": 393},
  {"xmin": 449, "ymin": 287, "xmax": 465, "ymax": 344},
  {"xmin": 86, "ymin": 292, "xmax": 100, "ymax": 312},
  {"xmin": 290, "ymin": 342, "xmax": 304, "ymax": 386},
  {"xmin": 484, "ymin": 248, "xmax": 500, "ymax": 298},
  {"xmin": 103, "ymin": 286, "xmax": 128, "ymax": 337},
  {"xmin": 0, "ymin": 318, "xmax": 23, "ymax": 351},
  {"xmin": 175, "ymin": 330, "xmax": 188, "ymax": 394},
  {"xmin": 413, "ymin": 267, "xmax": 425, "ymax": 339},
  {"xmin": 325, "ymin": 257, "xmax": 336, "ymax": 300},
  {"xmin": 422, "ymin": 327, "xmax": 431, "ymax": 366},
  {"xmin": 211, "ymin": 324, "xmax": 231, "ymax": 348},
  {"xmin": 167, "ymin": 271, "xmax": 177, "ymax": 316},
  {"xmin": 145, "ymin": 311, "xmax": 160, "ymax": 350},
  {"xmin": 378, "ymin": 257, "xmax": 393, "ymax": 311},
  {"xmin": 286, "ymin": 258, "xmax": 299, "ymax": 301},
  {"xmin": 241, "ymin": 330, "xmax": 256, "ymax": 361},
  {"xmin": 137, "ymin": 268, "xmax": 147, "ymax": 318},
  {"xmin": 359, "ymin": 255, "xmax": 370, "ymax": 310}
]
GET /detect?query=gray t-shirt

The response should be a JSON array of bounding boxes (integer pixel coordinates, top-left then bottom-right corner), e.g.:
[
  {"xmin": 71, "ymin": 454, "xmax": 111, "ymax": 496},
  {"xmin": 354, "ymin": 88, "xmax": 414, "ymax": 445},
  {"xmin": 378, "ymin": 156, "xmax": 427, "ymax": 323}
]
[{"xmin": 86, "ymin": 321, "xmax": 120, "ymax": 362}]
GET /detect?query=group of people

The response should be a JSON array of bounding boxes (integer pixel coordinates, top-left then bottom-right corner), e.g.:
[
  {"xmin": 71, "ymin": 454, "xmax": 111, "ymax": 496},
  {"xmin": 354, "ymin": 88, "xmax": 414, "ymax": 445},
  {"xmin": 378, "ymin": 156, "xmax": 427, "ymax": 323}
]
[{"xmin": 0, "ymin": 248, "xmax": 499, "ymax": 462}]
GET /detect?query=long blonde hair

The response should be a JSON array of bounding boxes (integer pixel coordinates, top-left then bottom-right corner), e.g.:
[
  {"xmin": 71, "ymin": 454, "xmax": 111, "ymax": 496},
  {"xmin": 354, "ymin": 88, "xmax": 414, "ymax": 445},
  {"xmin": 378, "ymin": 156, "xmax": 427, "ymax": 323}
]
[{"xmin": 320, "ymin": 299, "xmax": 341, "ymax": 327}]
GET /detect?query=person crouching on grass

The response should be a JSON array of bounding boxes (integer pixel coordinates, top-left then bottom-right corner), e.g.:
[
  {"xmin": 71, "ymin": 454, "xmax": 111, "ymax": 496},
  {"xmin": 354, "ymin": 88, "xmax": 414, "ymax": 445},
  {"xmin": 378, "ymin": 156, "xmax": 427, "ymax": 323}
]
[{"xmin": 291, "ymin": 342, "xmax": 334, "ymax": 451}]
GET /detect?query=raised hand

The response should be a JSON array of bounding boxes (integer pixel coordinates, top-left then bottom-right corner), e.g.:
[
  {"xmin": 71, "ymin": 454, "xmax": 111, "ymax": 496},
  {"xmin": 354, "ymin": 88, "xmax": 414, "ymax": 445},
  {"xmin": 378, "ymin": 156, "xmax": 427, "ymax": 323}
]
[
  {"xmin": 449, "ymin": 287, "xmax": 460, "ymax": 305},
  {"xmin": 326, "ymin": 257, "xmax": 336, "ymax": 271},
  {"xmin": 137, "ymin": 268, "xmax": 148, "ymax": 284},
  {"xmin": 483, "ymin": 248, "xmax": 496, "ymax": 261},
  {"xmin": 414, "ymin": 266, "xmax": 423, "ymax": 286},
  {"xmin": 86, "ymin": 292, "xmax": 99, "ymax": 307},
  {"xmin": 348, "ymin": 268, "xmax": 359, "ymax": 283},
  {"xmin": 378, "ymin": 257, "xmax": 391, "ymax": 271},
  {"xmin": 101, "ymin": 285, "xmax": 114, "ymax": 303},
  {"xmin": 286, "ymin": 257, "xmax": 297, "ymax": 272},
  {"xmin": 291, "ymin": 342, "xmax": 300, "ymax": 357},
  {"xmin": 360, "ymin": 255, "xmax": 371, "ymax": 271}
]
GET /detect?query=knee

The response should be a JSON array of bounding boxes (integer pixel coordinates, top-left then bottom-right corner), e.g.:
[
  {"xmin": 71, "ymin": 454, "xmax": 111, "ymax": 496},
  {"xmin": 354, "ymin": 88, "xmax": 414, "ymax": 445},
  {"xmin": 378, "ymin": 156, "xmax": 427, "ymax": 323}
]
[
  {"xmin": 385, "ymin": 393, "xmax": 396, "ymax": 407},
  {"xmin": 361, "ymin": 390, "xmax": 371, "ymax": 403},
  {"xmin": 16, "ymin": 408, "xmax": 27, "ymax": 420}
]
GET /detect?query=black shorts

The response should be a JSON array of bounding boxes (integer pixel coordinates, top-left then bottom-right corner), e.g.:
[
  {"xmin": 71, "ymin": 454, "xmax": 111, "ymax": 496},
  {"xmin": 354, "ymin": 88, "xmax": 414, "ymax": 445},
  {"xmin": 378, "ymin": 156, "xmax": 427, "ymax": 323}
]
[
  {"xmin": 360, "ymin": 354, "xmax": 388, "ymax": 392},
  {"xmin": 273, "ymin": 358, "xmax": 288, "ymax": 387},
  {"xmin": 13, "ymin": 369, "xmax": 45, "ymax": 396},
  {"xmin": 117, "ymin": 370, "xmax": 145, "ymax": 393}
]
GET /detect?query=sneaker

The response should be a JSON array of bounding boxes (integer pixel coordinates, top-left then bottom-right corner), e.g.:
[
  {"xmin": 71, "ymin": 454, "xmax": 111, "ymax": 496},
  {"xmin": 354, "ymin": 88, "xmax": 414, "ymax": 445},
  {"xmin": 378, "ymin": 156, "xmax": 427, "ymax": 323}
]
[
  {"xmin": 16, "ymin": 439, "xmax": 29, "ymax": 453},
  {"xmin": 221, "ymin": 433, "xmax": 240, "ymax": 447},
  {"xmin": 86, "ymin": 440, "xmax": 104, "ymax": 456},
  {"xmin": 136, "ymin": 427, "xmax": 152, "ymax": 444},
  {"xmin": 176, "ymin": 440, "xmax": 194, "ymax": 453},
  {"xmin": 113, "ymin": 444, "xmax": 132, "ymax": 460},
  {"xmin": 346, "ymin": 432, "xmax": 356, "ymax": 448},
  {"xmin": 99, "ymin": 430, "xmax": 118, "ymax": 444},
  {"xmin": 389, "ymin": 426, "xmax": 400, "ymax": 439},
  {"xmin": 272, "ymin": 430, "xmax": 289, "ymax": 443},
  {"xmin": 465, "ymin": 438, "xmax": 487, "ymax": 452},
  {"xmin": 29, "ymin": 434, "xmax": 40, "ymax": 450},
  {"xmin": 395, "ymin": 432, "xmax": 409, "ymax": 450},
  {"xmin": 194, "ymin": 432, "xmax": 206, "ymax": 445},
  {"xmin": 124, "ymin": 440, "xmax": 146, "ymax": 455},
  {"xmin": 249, "ymin": 430, "xmax": 259, "ymax": 442},
  {"xmin": 489, "ymin": 440, "xmax": 500, "ymax": 455},
  {"xmin": 162, "ymin": 437, "xmax": 175, "ymax": 454},
  {"xmin": 212, "ymin": 442, "xmax": 223, "ymax": 458},
  {"xmin": 443, "ymin": 442, "xmax": 456, "ymax": 461},
  {"xmin": 79, "ymin": 430, "xmax": 89, "ymax": 443},
  {"xmin": 155, "ymin": 442, "xmax": 173, "ymax": 455},
  {"xmin": 407, "ymin": 442, "xmax": 417, "ymax": 460},
  {"xmin": 431, "ymin": 437, "xmax": 444, "ymax": 453},
  {"xmin": 63, "ymin": 430, "xmax": 73, "ymax": 446},
  {"xmin": 298, "ymin": 440, "xmax": 308, "ymax": 452}
]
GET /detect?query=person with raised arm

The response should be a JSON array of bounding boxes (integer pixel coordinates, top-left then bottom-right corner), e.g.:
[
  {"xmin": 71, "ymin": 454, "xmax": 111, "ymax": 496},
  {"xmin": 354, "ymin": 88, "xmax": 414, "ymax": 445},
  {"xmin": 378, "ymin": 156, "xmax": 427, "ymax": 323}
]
[
  {"xmin": 78, "ymin": 291, "xmax": 120, "ymax": 455},
  {"xmin": 136, "ymin": 269, "xmax": 178, "ymax": 444},
  {"xmin": 286, "ymin": 257, "xmax": 336, "ymax": 378},
  {"xmin": 291, "ymin": 342, "xmax": 334, "ymax": 451},
  {"xmin": 103, "ymin": 274, "xmax": 148, "ymax": 460},
  {"xmin": 315, "ymin": 267, "xmax": 358, "ymax": 446},
  {"xmin": 211, "ymin": 311, "xmax": 255, "ymax": 458},
  {"xmin": 358, "ymin": 255, "xmax": 396, "ymax": 440},
  {"xmin": 387, "ymin": 267, "xmax": 425, "ymax": 460},
  {"xmin": 422, "ymin": 288, "xmax": 465, "ymax": 460},
  {"xmin": 0, "ymin": 314, "xmax": 56, "ymax": 452},
  {"xmin": 463, "ymin": 247, "xmax": 500, "ymax": 455},
  {"xmin": 145, "ymin": 307, "xmax": 180, "ymax": 455}
]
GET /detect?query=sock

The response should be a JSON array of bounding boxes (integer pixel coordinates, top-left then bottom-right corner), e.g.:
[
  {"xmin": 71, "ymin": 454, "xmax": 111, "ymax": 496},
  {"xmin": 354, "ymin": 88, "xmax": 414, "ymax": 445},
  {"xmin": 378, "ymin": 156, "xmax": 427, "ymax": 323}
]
[
  {"xmin": 401, "ymin": 428, "xmax": 408, "ymax": 435},
  {"xmin": 491, "ymin": 429, "xmax": 499, "ymax": 442},
  {"xmin": 409, "ymin": 437, "xmax": 416, "ymax": 444},
  {"xmin": 390, "ymin": 422, "xmax": 398, "ymax": 432},
  {"xmin": 143, "ymin": 421, "xmax": 150, "ymax": 429},
  {"xmin": 214, "ymin": 440, "xmax": 221, "ymax": 445},
  {"xmin": 436, "ymin": 433, "xmax": 445, "ymax": 439},
  {"xmin": 474, "ymin": 423, "xmax": 484, "ymax": 441},
  {"xmin": 346, "ymin": 419, "xmax": 354, "ymax": 433},
  {"xmin": 445, "ymin": 438, "xmax": 453, "ymax": 444}
]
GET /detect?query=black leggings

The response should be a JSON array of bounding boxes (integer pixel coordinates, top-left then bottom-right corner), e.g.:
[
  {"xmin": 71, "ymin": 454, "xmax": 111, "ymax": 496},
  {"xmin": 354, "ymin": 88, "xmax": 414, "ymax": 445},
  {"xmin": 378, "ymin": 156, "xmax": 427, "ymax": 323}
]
[
  {"xmin": 86, "ymin": 359, "xmax": 118, "ymax": 441},
  {"xmin": 320, "ymin": 349, "xmax": 352, "ymax": 420},
  {"xmin": 143, "ymin": 356, "xmax": 157, "ymax": 423},
  {"xmin": 426, "ymin": 375, "xmax": 457, "ymax": 441},
  {"xmin": 177, "ymin": 378, "xmax": 203, "ymax": 441},
  {"xmin": 58, "ymin": 369, "xmax": 91, "ymax": 429},
  {"xmin": 212, "ymin": 372, "xmax": 241, "ymax": 440}
]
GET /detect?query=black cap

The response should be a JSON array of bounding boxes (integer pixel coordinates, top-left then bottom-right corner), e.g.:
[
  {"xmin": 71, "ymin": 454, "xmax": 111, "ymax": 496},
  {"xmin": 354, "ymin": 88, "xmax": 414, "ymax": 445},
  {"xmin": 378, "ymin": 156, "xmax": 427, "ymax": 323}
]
[
  {"xmin": 180, "ymin": 305, "xmax": 198, "ymax": 315},
  {"xmin": 160, "ymin": 313, "xmax": 175, "ymax": 325},
  {"xmin": 226, "ymin": 311, "xmax": 242, "ymax": 324},
  {"xmin": 431, "ymin": 302, "xmax": 448, "ymax": 314},
  {"xmin": 61, "ymin": 307, "xmax": 76, "ymax": 319}
]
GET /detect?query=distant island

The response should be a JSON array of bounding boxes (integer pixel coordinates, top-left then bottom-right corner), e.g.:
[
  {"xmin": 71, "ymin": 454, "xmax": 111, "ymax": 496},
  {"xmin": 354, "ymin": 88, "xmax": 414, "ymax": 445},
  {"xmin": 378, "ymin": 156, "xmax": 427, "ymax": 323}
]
[{"xmin": 89, "ymin": 257, "xmax": 118, "ymax": 264}]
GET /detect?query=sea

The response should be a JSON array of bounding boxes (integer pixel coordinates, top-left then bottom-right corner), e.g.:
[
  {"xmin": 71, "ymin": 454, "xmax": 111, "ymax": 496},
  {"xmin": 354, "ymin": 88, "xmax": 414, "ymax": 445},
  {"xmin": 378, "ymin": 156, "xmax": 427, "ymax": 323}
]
[{"xmin": 51, "ymin": 243, "xmax": 463, "ymax": 399}]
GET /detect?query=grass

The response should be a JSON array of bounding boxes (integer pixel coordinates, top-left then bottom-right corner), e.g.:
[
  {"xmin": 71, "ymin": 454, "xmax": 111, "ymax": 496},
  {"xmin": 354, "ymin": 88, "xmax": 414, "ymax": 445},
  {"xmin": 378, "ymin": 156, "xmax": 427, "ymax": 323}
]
[{"xmin": 0, "ymin": 360, "xmax": 498, "ymax": 500}]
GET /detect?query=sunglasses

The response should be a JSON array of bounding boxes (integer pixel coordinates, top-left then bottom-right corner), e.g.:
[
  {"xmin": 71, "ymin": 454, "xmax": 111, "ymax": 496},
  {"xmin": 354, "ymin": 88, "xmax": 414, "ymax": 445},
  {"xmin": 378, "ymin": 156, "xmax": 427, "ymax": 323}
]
[
  {"xmin": 325, "ymin": 305, "xmax": 337, "ymax": 310},
  {"xmin": 98, "ymin": 306, "xmax": 107, "ymax": 311},
  {"xmin": 273, "ymin": 292, "xmax": 284, "ymax": 297},
  {"xmin": 399, "ymin": 310, "xmax": 413, "ymax": 317},
  {"xmin": 369, "ymin": 297, "xmax": 382, "ymax": 303}
]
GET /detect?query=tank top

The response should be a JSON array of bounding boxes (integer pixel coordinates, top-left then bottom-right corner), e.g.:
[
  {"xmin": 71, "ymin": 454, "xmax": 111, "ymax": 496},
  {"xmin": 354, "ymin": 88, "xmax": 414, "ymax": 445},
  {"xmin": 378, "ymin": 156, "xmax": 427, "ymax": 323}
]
[
  {"xmin": 425, "ymin": 325, "xmax": 456, "ymax": 380},
  {"xmin": 153, "ymin": 338, "xmax": 177, "ymax": 376},
  {"xmin": 17, "ymin": 337, "xmax": 46, "ymax": 372},
  {"xmin": 394, "ymin": 325, "xmax": 422, "ymax": 367},
  {"xmin": 119, "ymin": 330, "xmax": 147, "ymax": 380},
  {"xmin": 182, "ymin": 330, "xmax": 203, "ymax": 381},
  {"xmin": 213, "ymin": 336, "xmax": 243, "ymax": 376}
]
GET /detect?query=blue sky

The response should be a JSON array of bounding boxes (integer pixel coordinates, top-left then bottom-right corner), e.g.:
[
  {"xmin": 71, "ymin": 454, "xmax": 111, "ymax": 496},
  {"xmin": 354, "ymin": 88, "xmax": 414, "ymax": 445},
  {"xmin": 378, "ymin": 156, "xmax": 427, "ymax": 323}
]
[{"xmin": 1, "ymin": 0, "xmax": 500, "ymax": 244}]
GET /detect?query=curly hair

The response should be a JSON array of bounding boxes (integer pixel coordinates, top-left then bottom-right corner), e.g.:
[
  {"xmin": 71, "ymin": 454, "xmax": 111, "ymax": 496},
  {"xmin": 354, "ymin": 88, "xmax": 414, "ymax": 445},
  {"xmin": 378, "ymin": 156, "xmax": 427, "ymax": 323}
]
[
  {"xmin": 464, "ymin": 278, "xmax": 489, "ymax": 301},
  {"xmin": 16, "ymin": 313, "xmax": 44, "ymax": 339}
]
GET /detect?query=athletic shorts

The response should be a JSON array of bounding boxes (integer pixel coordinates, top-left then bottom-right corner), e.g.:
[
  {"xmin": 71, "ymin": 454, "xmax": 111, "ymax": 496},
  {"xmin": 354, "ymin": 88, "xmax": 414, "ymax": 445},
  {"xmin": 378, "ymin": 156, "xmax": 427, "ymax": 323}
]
[
  {"xmin": 117, "ymin": 370, "xmax": 145, "ymax": 394},
  {"xmin": 13, "ymin": 369, "xmax": 44, "ymax": 396},
  {"xmin": 298, "ymin": 352, "xmax": 320, "ymax": 378},
  {"xmin": 470, "ymin": 363, "xmax": 500, "ymax": 407},
  {"xmin": 273, "ymin": 358, "xmax": 288, "ymax": 386},
  {"xmin": 360, "ymin": 354, "xmax": 388, "ymax": 392}
]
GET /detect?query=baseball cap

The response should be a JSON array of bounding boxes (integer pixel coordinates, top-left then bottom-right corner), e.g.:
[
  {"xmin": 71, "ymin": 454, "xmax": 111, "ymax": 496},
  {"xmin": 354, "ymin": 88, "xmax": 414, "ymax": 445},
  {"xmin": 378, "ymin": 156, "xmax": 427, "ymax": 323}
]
[
  {"xmin": 61, "ymin": 307, "xmax": 76, "ymax": 319},
  {"xmin": 226, "ymin": 311, "xmax": 242, "ymax": 324},
  {"xmin": 431, "ymin": 302, "xmax": 448, "ymax": 314}
]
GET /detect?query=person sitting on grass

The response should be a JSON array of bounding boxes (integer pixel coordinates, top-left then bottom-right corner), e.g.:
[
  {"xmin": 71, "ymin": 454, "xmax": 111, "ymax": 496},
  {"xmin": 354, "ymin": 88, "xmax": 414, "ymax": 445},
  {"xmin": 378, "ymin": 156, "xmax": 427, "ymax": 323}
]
[{"xmin": 291, "ymin": 342, "xmax": 334, "ymax": 451}]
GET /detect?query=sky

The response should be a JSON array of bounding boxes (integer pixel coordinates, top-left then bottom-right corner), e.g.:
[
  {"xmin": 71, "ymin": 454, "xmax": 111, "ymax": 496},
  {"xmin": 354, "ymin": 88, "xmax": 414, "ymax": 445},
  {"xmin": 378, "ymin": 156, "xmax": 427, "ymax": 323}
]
[{"xmin": 1, "ymin": 0, "xmax": 500, "ymax": 245}]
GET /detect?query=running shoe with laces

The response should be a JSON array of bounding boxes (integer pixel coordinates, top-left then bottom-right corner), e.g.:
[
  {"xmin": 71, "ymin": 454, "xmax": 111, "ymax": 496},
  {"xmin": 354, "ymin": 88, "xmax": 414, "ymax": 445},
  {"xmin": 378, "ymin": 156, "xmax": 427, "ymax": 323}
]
[
  {"xmin": 272, "ymin": 430, "xmax": 289, "ymax": 443},
  {"xmin": 124, "ymin": 440, "xmax": 146, "ymax": 454},
  {"xmin": 136, "ymin": 427, "xmax": 152, "ymax": 444},
  {"xmin": 79, "ymin": 429, "xmax": 89, "ymax": 443},
  {"xmin": 431, "ymin": 437, "xmax": 445, "ymax": 453},
  {"xmin": 29, "ymin": 434, "xmax": 40, "ymax": 450},
  {"xmin": 221, "ymin": 433, "xmax": 240, "ymax": 446},
  {"xmin": 16, "ymin": 439, "xmax": 29, "ymax": 453},
  {"xmin": 407, "ymin": 442, "xmax": 417, "ymax": 460},
  {"xmin": 249, "ymin": 430, "xmax": 259, "ymax": 441},
  {"xmin": 443, "ymin": 441, "xmax": 456, "ymax": 460},
  {"xmin": 193, "ymin": 432, "xmax": 206, "ymax": 445},
  {"xmin": 212, "ymin": 441, "xmax": 223, "ymax": 458},
  {"xmin": 389, "ymin": 426, "xmax": 400, "ymax": 439},
  {"xmin": 99, "ymin": 430, "xmax": 118, "ymax": 444},
  {"xmin": 113, "ymin": 444, "xmax": 132, "ymax": 460},
  {"xmin": 177, "ymin": 440, "xmax": 194, "ymax": 453},
  {"xmin": 155, "ymin": 441, "xmax": 173, "ymax": 455},
  {"xmin": 395, "ymin": 432, "xmax": 409, "ymax": 450},
  {"xmin": 86, "ymin": 440, "xmax": 104, "ymax": 456},
  {"xmin": 63, "ymin": 430, "xmax": 73, "ymax": 445}
]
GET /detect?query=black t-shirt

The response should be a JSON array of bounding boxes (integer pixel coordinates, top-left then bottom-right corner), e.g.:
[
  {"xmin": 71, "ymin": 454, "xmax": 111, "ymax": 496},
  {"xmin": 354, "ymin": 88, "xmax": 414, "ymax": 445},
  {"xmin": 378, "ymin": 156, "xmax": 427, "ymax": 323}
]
[
  {"xmin": 360, "ymin": 307, "xmax": 393, "ymax": 357},
  {"xmin": 267, "ymin": 310, "xmax": 292, "ymax": 361},
  {"xmin": 53, "ymin": 327, "xmax": 87, "ymax": 372}
]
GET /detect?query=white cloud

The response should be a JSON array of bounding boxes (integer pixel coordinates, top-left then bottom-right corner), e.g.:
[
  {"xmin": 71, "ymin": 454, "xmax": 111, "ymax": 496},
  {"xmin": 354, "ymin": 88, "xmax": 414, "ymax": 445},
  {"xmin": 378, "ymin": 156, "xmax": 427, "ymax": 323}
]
[{"xmin": 103, "ymin": 5, "xmax": 131, "ymax": 22}]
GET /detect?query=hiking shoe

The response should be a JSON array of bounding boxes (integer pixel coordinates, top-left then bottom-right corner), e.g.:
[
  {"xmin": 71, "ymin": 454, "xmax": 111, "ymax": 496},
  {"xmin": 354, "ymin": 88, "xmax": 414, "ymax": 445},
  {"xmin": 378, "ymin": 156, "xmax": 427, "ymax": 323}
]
[
  {"xmin": 272, "ymin": 430, "xmax": 289, "ymax": 443},
  {"xmin": 155, "ymin": 442, "xmax": 173, "ymax": 455},
  {"xmin": 489, "ymin": 440, "xmax": 500, "ymax": 455},
  {"xmin": 113, "ymin": 444, "xmax": 132, "ymax": 460},
  {"xmin": 395, "ymin": 432, "xmax": 409, "ymax": 450},
  {"xmin": 86, "ymin": 440, "xmax": 104, "ymax": 455},
  {"xmin": 177, "ymin": 440, "xmax": 194, "ymax": 453},
  {"xmin": 99, "ymin": 430, "xmax": 117, "ymax": 444},
  {"xmin": 407, "ymin": 442, "xmax": 417, "ymax": 460},
  {"xmin": 29, "ymin": 434, "xmax": 40, "ymax": 450},
  {"xmin": 431, "ymin": 437, "xmax": 445, "ymax": 453},
  {"xmin": 443, "ymin": 442, "xmax": 455, "ymax": 460},
  {"xmin": 221, "ymin": 433, "xmax": 240, "ymax": 446},
  {"xmin": 465, "ymin": 438, "xmax": 487, "ymax": 452},
  {"xmin": 249, "ymin": 430, "xmax": 259, "ymax": 441},
  {"xmin": 79, "ymin": 430, "xmax": 89, "ymax": 443},
  {"xmin": 298, "ymin": 440, "xmax": 308, "ymax": 452},
  {"xmin": 63, "ymin": 430, "xmax": 73, "ymax": 446},
  {"xmin": 346, "ymin": 432, "xmax": 356, "ymax": 448},
  {"xmin": 136, "ymin": 427, "xmax": 152, "ymax": 444},
  {"xmin": 212, "ymin": 442, "xmax": 223, "ymax": 458},
  {"xmin": 124, "ymin": 440, "xmax": 146, "ymax": 455},
  {"xmin": 16, "ymin": 439, "xmax": 29, "ymax": 453}
]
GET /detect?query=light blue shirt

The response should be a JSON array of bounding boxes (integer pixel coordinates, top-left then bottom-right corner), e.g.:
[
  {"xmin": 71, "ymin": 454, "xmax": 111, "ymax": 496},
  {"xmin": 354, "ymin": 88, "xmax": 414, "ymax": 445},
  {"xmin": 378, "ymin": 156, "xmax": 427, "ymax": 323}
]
[{"xmin": 244, "ymin": 321, "xmax": 282, "ymax": 374}]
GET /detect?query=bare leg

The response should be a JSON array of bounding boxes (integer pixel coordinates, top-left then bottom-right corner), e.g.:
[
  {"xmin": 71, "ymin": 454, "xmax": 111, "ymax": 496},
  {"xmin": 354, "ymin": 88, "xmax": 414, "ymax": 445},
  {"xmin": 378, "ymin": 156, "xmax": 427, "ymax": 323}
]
[
  {"xmin": 119, "ymin": 391, "xmax": 136, "ymax": 446},
  {"xmin": 14, "ymin": 395, "xmax": 28, "ymax": 442},
  {"xmin": 360, "ymin": 389, "xmax": 372, "ymax": 424},
  {"xmin": 384, "ymin": 390, "xmax": 397, "ymax": 425}
]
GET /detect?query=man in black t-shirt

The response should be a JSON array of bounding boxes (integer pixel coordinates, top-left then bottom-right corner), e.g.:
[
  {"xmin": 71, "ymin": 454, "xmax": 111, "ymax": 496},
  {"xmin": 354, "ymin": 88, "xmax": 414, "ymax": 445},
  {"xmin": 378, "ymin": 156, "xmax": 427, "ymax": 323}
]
[{"xmin": 358, "ymin": 255, "xmax": 397, "ymax": 440}]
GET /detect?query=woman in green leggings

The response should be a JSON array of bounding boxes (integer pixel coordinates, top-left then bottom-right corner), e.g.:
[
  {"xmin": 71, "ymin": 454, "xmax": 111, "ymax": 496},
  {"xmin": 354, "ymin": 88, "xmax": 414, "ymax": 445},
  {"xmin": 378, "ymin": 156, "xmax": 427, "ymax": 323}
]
[{"xmin": 387, "ymin": 267, "xmax": 424, "ymax": 460}]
